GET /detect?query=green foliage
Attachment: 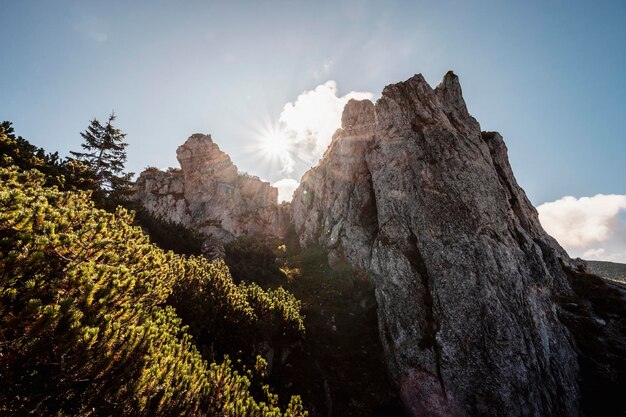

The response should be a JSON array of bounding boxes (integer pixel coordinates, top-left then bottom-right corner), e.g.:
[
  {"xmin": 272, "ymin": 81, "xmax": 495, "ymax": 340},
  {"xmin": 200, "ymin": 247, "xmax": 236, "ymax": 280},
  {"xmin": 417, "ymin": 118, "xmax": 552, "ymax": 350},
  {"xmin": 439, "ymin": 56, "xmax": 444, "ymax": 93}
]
[
  {"xmin": 70, "ymin": 113, "xmax": 134, "ymax": 196},
  {"xmin": 132, "ymin": 205, "xmax": 204, "ymax": 256},
  {"xmin": 268, "ymin": 246, "xmax": 404, "ymax": 416},
  {"xmin": 0, "ymin": 121, "xmax": 47, "ymax": 169},
  {"xmin": 282, "ymin": 223, "xmax": 302, "ymax": 257},
  {"xmin": 224, "ymin": 235, "xmax": 287, "ymax": 285},
  {"xmin": 168, "ymin": 257, "xmax": 304, "ymax": 361},
  {"xmin": 0, "ymin": 121, "xmax": 100, "ymax": 193},
  {"xmin": 0, "ymin": 165, "xmax": 307, "ymax": 416},
  {"xmin": 1, "ymin": 121, "xmax": 204, "ymax": 256}
]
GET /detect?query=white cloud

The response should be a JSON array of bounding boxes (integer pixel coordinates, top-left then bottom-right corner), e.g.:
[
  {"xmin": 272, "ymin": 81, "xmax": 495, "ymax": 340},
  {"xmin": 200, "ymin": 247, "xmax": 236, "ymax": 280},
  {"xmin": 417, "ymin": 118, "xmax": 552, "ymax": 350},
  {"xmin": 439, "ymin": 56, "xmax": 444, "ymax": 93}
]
[
  {"xmin": 538, "ymin": 194, "xmax": 626, "ymax": 262},
  {"xmin": 582, "ymin": 247, "xmax": 606, "ymax": 259},
  {"xmin": 273, "ymin": 178, "xmax": 299, "ymax": 203},
  {"xmin": 277, "ymin": 81, "xmax": 373, "ymax": 173}
]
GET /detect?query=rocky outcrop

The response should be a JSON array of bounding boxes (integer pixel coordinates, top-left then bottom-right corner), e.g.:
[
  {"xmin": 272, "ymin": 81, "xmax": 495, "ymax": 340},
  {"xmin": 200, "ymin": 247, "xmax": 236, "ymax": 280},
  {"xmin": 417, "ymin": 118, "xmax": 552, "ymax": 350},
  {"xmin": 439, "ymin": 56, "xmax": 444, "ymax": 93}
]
[
  {"xmin": 292, "ymin": 72, "xmax": 581, "ymax": 416},
  {"xmin": 134, "ymin": 134, "xmax": 289, "ymax": 249}
]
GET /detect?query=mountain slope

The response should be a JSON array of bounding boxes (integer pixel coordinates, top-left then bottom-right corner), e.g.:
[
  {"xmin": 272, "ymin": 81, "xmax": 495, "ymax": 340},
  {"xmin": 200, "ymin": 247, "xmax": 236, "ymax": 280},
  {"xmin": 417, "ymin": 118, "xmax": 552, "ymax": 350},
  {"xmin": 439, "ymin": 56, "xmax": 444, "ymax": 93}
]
[{"xmin": 0, "ymin": 161, "xmax": 306, "ymax": 416}]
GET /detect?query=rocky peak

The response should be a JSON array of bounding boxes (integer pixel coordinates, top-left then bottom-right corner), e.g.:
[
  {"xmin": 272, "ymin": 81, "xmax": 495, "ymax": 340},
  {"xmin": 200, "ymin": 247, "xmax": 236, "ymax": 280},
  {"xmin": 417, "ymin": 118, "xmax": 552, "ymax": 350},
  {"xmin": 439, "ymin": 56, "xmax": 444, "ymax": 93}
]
[
  {"xmin": 292, "ymin": 72, "xmax": 581, "ymax": 417},
  {"xmin": 176, "ymin": 134, "xmax": 239, "ymax": 185},
  {"xmin": 341, "ymin": 98, "xmax": 376, "ymax": 129},
  {"xmin": 134, "ymin": 134, "xmax": 288, "ymax": 253},
  {"xmin": 434, "ymin": 71, "xmax": 465, "ymax": 113}
]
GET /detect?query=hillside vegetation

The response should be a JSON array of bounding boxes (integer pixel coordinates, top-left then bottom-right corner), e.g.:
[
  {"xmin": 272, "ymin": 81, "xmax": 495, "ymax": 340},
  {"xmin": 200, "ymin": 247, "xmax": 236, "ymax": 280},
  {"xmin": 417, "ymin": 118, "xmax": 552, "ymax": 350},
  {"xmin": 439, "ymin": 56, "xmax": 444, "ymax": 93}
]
[
  {"xmin": 0, "ymin": 124, "xmax": 307, "ymax": 416},
  {"xmin": 586, "ymin": 260, "xmax": 626, "ymax": 283},
  {"xmin": 224, "ymin": 237, "xmax": 405, "ymax": 416}
]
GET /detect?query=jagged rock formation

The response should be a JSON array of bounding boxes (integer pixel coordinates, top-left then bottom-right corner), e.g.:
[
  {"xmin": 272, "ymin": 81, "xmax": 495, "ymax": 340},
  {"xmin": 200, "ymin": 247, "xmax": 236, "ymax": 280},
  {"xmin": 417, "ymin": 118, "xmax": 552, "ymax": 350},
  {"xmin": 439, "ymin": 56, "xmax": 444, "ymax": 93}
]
[
  {"xmin": 134, "ymin": 134, "xmax": 289, "ymax": 250},
  {"xmin": 291, "ymin": 72, "xmax": 582, "ymax": 417}
]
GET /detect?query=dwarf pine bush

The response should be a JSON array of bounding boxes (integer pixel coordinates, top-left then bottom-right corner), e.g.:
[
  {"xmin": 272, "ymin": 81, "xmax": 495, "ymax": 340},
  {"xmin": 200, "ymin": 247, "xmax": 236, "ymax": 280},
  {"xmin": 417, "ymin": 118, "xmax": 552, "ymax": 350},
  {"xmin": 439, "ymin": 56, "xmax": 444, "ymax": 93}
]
[{"xmin": 0, "ymin": 163, "xmax": 306, "ymax": 416}]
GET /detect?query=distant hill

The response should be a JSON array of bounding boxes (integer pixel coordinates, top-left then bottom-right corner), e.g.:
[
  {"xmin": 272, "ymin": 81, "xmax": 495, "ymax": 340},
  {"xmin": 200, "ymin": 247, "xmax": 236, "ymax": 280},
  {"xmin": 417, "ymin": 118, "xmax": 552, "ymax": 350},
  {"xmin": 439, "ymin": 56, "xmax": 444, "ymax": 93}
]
[{"xmin": 586, "ymin": 260, "xmax": 626, "ymax": 283}]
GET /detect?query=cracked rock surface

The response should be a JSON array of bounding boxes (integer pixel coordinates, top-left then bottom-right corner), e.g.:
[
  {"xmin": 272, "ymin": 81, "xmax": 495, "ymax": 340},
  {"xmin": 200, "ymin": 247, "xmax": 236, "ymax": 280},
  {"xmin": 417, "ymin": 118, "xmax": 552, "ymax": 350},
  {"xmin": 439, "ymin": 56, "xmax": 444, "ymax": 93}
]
[{"xmin": 292, "ymin": 72, "xmax": 581, "ymax": 417}]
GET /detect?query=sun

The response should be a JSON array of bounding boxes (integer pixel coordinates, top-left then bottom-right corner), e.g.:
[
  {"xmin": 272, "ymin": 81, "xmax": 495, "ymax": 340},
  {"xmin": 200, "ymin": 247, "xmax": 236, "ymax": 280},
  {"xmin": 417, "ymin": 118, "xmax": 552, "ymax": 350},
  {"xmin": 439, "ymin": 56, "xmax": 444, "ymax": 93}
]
[
  {"xmin": 258, "ymin": 128, "xmax": 290, "ymax": 158},
  {"xmin": 248, "ymin": 123, "xmax": 295, "ymax": 174}
]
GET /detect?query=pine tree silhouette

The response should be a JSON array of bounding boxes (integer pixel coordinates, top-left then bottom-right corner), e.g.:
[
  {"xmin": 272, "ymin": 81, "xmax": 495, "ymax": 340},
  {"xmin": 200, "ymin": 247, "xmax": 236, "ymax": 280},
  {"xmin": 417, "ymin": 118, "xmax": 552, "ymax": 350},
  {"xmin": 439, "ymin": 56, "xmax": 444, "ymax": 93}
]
[{"xmin": 71, "ymin": 112, "xmax": 133, "ymax": 196}]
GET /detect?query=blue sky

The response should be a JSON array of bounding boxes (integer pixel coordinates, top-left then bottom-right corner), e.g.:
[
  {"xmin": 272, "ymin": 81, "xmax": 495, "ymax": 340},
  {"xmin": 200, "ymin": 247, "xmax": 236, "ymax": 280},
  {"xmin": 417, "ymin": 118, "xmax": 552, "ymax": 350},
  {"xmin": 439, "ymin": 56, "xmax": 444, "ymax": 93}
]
[{"xmin": 2, "ymin": 1, "xmax": 625, "ymax": 259}]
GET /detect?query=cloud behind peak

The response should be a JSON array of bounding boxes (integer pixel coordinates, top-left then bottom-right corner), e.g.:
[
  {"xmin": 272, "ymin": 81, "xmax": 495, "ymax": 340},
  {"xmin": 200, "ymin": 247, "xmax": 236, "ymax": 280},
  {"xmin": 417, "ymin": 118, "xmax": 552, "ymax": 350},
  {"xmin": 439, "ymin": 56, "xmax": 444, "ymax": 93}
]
[{"xmin": 538, "ymin": 194, "xmax": 626, "ymax": 262}]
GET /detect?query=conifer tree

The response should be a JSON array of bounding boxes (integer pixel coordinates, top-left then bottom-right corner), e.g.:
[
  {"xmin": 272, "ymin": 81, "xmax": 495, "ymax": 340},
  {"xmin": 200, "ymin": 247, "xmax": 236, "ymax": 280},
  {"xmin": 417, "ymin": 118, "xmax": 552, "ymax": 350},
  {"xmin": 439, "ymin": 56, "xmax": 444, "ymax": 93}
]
[{"xmin": 71, "ymin": 112, "xmax": 133, "ymax": 195}]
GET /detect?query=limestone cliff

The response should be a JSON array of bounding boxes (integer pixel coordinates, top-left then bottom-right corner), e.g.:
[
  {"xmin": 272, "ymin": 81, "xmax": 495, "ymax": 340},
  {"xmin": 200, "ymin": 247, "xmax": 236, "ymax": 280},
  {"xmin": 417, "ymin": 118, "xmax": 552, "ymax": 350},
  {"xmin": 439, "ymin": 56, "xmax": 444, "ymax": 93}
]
[
  {"xmin": 291, "ymin": 72, "xmax": 581, "ymax": 417},
  {"xmin": 134, "ymin": 134, "xmax": 289, "ymax": 251}
]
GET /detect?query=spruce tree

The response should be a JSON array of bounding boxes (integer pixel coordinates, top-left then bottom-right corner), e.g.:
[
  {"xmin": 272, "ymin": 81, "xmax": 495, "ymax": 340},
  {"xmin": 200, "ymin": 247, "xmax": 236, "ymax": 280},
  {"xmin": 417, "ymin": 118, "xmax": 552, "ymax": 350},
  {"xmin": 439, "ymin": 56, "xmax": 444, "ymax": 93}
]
[{"xmin": 71, "ymin": 112, "xmax": 133, "ymax": 196}]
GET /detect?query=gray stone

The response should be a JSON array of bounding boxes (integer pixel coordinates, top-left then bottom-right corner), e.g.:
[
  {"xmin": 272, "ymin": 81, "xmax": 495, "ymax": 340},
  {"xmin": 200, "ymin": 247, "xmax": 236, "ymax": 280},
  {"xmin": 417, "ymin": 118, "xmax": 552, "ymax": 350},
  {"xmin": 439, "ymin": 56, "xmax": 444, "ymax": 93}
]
[{"xmin": 291, "ymin": 71, "xmax": 580, "ymax": 417}]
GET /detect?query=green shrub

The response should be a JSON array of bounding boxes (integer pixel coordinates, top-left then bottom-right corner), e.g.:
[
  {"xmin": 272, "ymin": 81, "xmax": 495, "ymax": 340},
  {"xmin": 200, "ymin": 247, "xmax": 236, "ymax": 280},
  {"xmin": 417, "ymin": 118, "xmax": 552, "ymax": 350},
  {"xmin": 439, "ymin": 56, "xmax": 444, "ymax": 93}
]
[
  {"xmin": 168, "ymin": 257, "xmax": 304, "ymax": 360},
  {"xmin": 132, "ymin": 206, "xmax": 204, "ymax": 256},
  {"xmin": 0, "ymin": 164, "xmax": 307, "ymax": 416},
  {"xmin": 0, "ymin": 121, "xmax": 100, "ymax": 193},
  {"xmin": 224, "ymin": 235, "xmax": 287, "ymax": 285}
]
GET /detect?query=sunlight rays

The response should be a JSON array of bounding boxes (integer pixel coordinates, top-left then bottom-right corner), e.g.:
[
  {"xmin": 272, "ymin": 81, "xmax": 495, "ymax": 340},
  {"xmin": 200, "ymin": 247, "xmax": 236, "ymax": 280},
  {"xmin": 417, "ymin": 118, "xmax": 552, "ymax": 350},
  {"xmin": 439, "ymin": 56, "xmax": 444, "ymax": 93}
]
[
  {"xmin": 252, "ymin": 123, "xmax": 295, "ymax": 175},
  {"xmin": 259, "ymin": 128, "xmax": 290, "ymax": 159}
]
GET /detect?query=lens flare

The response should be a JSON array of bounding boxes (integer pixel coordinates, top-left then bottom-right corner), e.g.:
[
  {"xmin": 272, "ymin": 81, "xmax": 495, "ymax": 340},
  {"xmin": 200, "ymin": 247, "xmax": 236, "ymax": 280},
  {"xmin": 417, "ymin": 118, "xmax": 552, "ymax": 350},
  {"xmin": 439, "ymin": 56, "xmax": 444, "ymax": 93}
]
[{"xmin": 259, "ymin": 130, "xmax": 289, "ymax": 158}]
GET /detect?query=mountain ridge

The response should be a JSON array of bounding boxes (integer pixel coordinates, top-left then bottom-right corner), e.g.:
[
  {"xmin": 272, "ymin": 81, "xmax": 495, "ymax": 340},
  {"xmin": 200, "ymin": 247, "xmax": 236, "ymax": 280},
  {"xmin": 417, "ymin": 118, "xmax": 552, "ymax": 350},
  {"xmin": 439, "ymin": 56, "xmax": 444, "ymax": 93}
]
[
  {"xmin": 586, "ymin": 260, "xmax": 626, "ymax": 283},
  {"xmin": 132, "ymin": 72, "xmax": 626, "ymax": 417}
]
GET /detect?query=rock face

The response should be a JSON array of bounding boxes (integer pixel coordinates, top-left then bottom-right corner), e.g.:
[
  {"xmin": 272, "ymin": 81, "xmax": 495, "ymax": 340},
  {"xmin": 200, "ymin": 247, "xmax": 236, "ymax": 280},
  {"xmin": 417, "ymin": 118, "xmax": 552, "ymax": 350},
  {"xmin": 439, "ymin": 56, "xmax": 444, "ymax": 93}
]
[
  {"xmin": 134, "ymin": 134, "xmax": 289, "ymax": 248},
  {"xmin": 292, "ymin": 72, "xmax": 581, "ymax": 416}
]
